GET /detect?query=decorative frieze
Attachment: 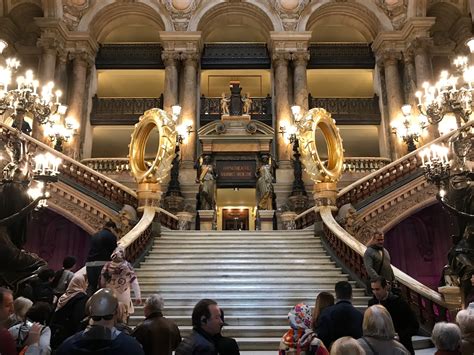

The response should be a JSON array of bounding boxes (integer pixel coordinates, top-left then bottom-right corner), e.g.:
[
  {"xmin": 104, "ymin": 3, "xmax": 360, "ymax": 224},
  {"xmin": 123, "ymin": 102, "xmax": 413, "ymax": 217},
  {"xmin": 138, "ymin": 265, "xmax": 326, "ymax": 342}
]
[{"xmin": 96, "ymin": 44, "xmax": 164, "ymax": 69}]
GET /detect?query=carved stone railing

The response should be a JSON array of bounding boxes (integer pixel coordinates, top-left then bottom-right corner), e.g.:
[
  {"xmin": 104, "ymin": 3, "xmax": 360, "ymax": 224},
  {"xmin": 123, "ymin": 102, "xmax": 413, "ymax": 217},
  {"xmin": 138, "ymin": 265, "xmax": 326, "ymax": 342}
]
[
  {"xmin": 90, "ymin": 95, "xmax": 163, "ymax": 125},
  {"xmin": 0, "ymin": 123, "xmax": 138, "ymax": 211},
  {"xmin": 308, "ymin": 43, "xmax": 375, "ymax": 69},
  {"xmin": 343, "ymin": 157, "xmax": 391, "ymax": 173},
  {"xmin": 320, "ymin": 206, "xmax": 450, "ymax": 329},
  {"xmin": 119, "ymin": 206, "xmax": 156, "ymax": 266},
  {"xmin": 200, "ymin": 95, "xmax": 272, "ymax": 126},
  {"xmin": 337, "ymin": 120, "xmax": 474, "ymax": 209},
  {"xmin": 308, "ymin": 95, "xmax": 381, "ymax": 124},
  {"xmin": 158, "ymin": 207, "xmax": 179, "ymax": 230},
  {"xmin": 82, "ymin": 158, "xmax": 131, "ymax": 174}
]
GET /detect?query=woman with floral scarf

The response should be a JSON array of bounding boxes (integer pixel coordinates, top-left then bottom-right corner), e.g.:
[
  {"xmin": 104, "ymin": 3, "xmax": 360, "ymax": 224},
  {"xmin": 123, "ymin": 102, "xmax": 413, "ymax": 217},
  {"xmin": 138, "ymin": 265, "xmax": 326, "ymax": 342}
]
[
  {"xmin": 100, "ymin": 246, "xmax": 141, "ymax": 322},
  {"xmin": 279, "ymin": 303, "xmax": 328, "ymax": 355}
]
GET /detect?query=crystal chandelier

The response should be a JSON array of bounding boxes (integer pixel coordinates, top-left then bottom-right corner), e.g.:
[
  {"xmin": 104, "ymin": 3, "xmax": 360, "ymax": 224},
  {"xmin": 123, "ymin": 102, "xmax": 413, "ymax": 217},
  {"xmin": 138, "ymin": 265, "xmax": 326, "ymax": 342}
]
[
  {"xmin": 415, "ymin": 40, "xmax": 474, "ymax": 129},
  {"xmin": 0, "ymin": 39, "xmax": 67, "ymax": 128}
]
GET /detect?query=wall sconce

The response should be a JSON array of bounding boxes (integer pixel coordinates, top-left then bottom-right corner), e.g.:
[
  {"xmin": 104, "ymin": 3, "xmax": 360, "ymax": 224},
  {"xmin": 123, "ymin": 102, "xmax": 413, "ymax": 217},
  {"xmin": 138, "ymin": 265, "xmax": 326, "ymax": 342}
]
[
  {"xmin": 171, "ymin": 105, "xmax": 181, "ymax": 121},
  {"xmin": 280, "ymin": 123, "xmax": 297, "ymax": 144},
  {"xmin": 176, "ymin": 122, "xmax": 193, "ymax": 145},
  {"xmin": 391, "ymin": 104, "xmax": 428, "ymax": 152},
  {"xmin": 291, "ymin": 105, "xmax": 302, "ymax": 122}
]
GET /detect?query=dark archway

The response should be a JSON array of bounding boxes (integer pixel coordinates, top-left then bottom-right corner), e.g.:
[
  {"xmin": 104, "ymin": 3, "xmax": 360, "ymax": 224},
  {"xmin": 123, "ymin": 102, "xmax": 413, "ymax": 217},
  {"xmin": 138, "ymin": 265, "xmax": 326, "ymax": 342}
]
[
  {"xmin": 385, "ymin": 203, "xmax": 457, "ymax": 290},
  {"xmin": 24, "ymin": 209, "xmax": 91, "ymax": 271}
]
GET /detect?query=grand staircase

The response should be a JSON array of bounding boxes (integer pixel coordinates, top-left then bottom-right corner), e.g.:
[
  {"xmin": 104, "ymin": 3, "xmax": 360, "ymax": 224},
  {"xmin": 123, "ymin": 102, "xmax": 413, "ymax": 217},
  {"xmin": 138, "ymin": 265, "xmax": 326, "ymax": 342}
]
[{"xmin": 129, "ymin": 230, "xmax": 370, "ymax": 350}]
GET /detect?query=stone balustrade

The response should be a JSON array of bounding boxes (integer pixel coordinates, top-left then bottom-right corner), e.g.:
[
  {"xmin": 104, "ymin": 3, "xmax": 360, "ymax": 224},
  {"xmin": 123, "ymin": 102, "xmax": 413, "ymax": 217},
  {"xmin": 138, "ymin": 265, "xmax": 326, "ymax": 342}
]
[{"xmin": 0, "ymin": 123, "xmax": 138, "ymax": 209}]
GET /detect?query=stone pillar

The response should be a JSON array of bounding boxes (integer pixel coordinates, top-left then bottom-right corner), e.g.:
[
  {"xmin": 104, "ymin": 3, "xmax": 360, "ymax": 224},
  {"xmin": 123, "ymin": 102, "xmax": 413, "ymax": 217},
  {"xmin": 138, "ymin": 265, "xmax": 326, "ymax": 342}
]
[
  {"xmin": 180, "ymin": 52, "xmax": 199, "ymax": 163},
  {"xmin": 411, "ymin": 39, "xmax": 438, "ymax": 141},
  {"xmin": 292, "ymin": 52, "xmax": 310, "ymax": 111},
  {"xmin": 54, "ymin": 51, "xmax": 69, "ymax": 97},
  {"xmin": 381, "ymin": 51, "xmax": 405, "ymax": 158},
  {"xmin": 33, "ymin": 40, "xmax": 58, "ymax": 140},
  {"xmin": 273, "ymin": 52, "xmax": 292, "ymax": 161},
  {"xmin": 68, "ymin": 52, "xmax": 90, "ymax": 159},
  {"xmin": 162, "ymin": 51, "xmax": 179, "ymax": 113},
  {"xmin": 198, "ymin": 210, "xmax": 215, "ymax": 231}
]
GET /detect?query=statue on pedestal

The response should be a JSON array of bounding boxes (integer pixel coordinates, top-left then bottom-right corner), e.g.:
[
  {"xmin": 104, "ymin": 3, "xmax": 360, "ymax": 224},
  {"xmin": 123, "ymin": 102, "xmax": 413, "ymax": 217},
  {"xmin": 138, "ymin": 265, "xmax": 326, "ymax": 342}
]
[
  {"xmin": 196, "ymin": 155, "xmax": 217, "ymax": 210},
  {"xmin": 220, "ymin": 93, "xmax": 230, "ymax": 116},
  {"xmin": 256, "ymin": 154, "xmax": 274, "ymax": 210},
  {"xmin": 242, "ymin": 93, "xmax": 252, "ymax": 115}
]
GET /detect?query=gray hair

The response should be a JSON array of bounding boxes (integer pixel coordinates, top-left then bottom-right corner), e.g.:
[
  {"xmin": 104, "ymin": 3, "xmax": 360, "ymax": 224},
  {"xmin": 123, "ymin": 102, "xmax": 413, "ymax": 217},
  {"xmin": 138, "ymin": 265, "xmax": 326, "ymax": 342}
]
[
  {"xmin": 13, "ymin": 297, "xmax": 33, "ymax": 320},
  {"xmin": 363, "ymin": 305, "xmax": 396, "ymax": 339},
  {"xmin": 456, "ymin": 308, "xmax": 474, "ymax": 334},
  {"xmin": 432, "ymin": 322, "xmax": 462, "ymax": 351},
  {"xmin": 145, "ymin": 294, "xmax": 164, "ymax": 312}
]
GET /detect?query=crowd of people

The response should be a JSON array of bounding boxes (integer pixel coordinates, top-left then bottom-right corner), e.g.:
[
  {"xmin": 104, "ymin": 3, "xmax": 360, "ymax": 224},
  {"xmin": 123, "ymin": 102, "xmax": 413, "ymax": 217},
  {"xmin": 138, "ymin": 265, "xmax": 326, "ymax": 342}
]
[{"xmin": 0, "ymin": 224, "xmax": 473, "ymax": 354}]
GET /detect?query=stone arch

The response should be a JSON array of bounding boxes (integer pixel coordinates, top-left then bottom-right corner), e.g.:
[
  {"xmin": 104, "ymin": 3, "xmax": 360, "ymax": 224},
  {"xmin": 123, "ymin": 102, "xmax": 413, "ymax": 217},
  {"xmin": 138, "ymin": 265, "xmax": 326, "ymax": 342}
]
[
  {"xmin": 77, "ymin": 1, "xmax": 171, "ymax": 42},
  {"xmin": 190, "ymin": 1, "xmax": 280, "ymax": 42},
  {"xmin": 428, "ymin": 2, "xmax": 470, "ymax": 50},
  {"xmin": 300, "ymin": 1, "xmax": 392, "ymax": 41},
  {"xmin": 6, "ymin": 2, "xmax": 43, "ymax": 48}
]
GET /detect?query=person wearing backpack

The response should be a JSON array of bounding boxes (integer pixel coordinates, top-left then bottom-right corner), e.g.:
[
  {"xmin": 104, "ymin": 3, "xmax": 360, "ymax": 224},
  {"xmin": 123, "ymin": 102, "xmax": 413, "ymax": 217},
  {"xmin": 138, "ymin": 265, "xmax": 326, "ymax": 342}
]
[{"xmin": 51, "ymin": 256, "xmax": 76, "ymax": 298}]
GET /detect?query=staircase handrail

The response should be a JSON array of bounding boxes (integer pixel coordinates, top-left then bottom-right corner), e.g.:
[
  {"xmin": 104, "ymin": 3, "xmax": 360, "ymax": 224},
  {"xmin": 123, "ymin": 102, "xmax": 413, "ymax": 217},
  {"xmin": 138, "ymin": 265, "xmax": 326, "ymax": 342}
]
[
  {"xmin": 342, "ymin": 157, "xmax": 391, "ymax": 172},
  {"xmin": 319, "ymin": 205, "xmax": 449, "ymax": 328},
  {"xmin": 119, "ymin": 206, "xmax": 156, "ymax": 264},
  {"xmin": 0, "ymin": 122, "xmax": 137, "ymax": 207},
  {"xmin": 337, "ymin": 120, "xmax": 474, "ymax": 207}
]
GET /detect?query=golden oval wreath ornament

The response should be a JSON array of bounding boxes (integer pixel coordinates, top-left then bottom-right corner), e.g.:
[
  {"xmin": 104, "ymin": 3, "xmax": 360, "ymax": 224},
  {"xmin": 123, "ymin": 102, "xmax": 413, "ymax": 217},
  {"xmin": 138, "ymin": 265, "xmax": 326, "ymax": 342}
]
[
  {"xmin": 296, "ymin": 108, "xmax": 344, "ymax": 184},
  {"xmin": 129, "ymin": 108, "xmax": 177, "ymax": 184}
]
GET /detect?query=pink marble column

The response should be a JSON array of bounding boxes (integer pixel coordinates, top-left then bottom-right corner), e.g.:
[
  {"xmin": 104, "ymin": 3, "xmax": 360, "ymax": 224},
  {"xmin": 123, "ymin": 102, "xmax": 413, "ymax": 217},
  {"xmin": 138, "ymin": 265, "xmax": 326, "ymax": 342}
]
[
  {"xmin": 162, "ymin": 51, "xmax": 179, "ymax": 113},
  {"xmin": 381, "ymin": 51, "xmax": 405, "ymax": 158},
  {"xmin": 179, "ymin": 52, "xmax": 199, "ymax": 163},
  {"xmin": 292, "ymin": 52, "xmax": 310, "ymax": 111},
  {"xmin": 33, "ymin": 43, "xmax": 57, "ymax": 140},
  {"xmin": 68, "ymin": 52, "xmax": 89, "ymax": 159},
  {"xmin": 273, "ymin": 52, "xmax": 292, "ymax": 161}
]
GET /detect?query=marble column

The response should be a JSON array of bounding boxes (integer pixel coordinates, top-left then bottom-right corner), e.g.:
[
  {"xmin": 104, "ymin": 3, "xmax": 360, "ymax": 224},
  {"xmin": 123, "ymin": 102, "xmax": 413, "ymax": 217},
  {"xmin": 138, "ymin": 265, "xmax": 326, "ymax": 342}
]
[
  {"xmin": 403, "ymin": 51, "xmax": 417, "ymax": 106},
  {"xmin": 411, "ymin": 39, "xmax": 438, "ymax": 140},
  {"xmin": 68, "ymin": 52, "xmax": 89, "ymax": 159},
  {"xmin": 162, "ymin": 51, "xmax": 179, "ymax": 113},
  {"xmin": 180, "ymin": 52, "xmax": 199, "ymax": 163},
  {"xmin": 382, "ymin": 51, "xmax": 405, "ymax": 158},
  {"xmin": 33, "ymin": 43, "xmax": 57, "ymax": 140},
  {"xmin": 273, "ymin": 52, "xmax": 292, "ymax": 161},
  {"xmin": 54, "ymin": 51, "xmax": 69, "ymax": 97},
  {"xmin": 292, "ymin": 52, "xmax": 310, "ymax": 111}
]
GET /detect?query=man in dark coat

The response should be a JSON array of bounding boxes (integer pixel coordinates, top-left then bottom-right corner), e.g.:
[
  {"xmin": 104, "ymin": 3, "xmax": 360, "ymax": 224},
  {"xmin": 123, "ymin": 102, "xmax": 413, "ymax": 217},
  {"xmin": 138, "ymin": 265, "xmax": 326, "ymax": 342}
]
[
  {"xmin": 132, "ymin": 294, "xmax": 181, "ymax": 355},
  {"xmin": 316, "ymin": 281, "xmax": 363, "ymax": 349},
  {"xmin": 214, "ymin": 309, "xmax": 239, "ymax": 355},
  {"xmin": 85, "ymin": 221, "xmax": 118, "ymax": 295},
  {"xmin": 56, "ymin": 288, "xmax": 144, "ymax": 355},
  {"xmin": 369, "ymin": 276, "xmax": 419, "ymax": 354},
  {"xmin": 175, "ymin": 298, "xmax": 223, "ymax": 355}
]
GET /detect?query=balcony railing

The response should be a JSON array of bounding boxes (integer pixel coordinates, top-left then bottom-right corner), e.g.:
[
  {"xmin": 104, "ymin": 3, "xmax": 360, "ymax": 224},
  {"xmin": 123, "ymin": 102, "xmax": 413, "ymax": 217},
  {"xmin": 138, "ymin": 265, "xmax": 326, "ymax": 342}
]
[
  {"xmin": 308, "ymin": 43, "xmax": 375, "ymax": 69},
  {"xmin": 90, "ymin": 95, "xmax": 163, "ymax": 125},
  {"xmin": 200, "ymin": 95, "xmax": 272, "ymax": 126},
  {"xmin": 308, "ymin": 95, "xmax": 381, "ymax": 125}
]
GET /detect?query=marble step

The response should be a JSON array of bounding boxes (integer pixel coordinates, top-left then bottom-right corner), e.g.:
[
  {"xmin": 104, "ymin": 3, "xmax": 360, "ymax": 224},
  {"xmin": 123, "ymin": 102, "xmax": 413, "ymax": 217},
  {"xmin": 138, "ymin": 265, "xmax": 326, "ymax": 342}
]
[
  {"xmin": 138, "ymin": 258, "xmax": 335, "ymax": 266},
  {"xmin": 160, "ymin": 231, "xmax": 315, "ymax": 237},
  {"xmin": 137, "ymin": 263, "xmax": 338, "ymax": 271},
  {"xmin": 154, "ymin": 239, "xmax": 320, "ymax": 245},
  {"xmin": 135, "ymin": 270, "xmax": 344, "ymax": 277},
  {"xmin": 152, "ymin": 244, "xmax": 324, "ymax": 250},
  {"xmin": 130, "ymin": 302, "xmax": 371, "ymax": 316},
  {"xmin": 134, "ymin": 294, "xmax": 369, "ymax": 305},
  {"xmin": 137, "ymin": 276, "xmax": 350, "ymax": 285},
  {"xmin": 146, "ymin": 249, "xmax": 326, "ymax": 255}
]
